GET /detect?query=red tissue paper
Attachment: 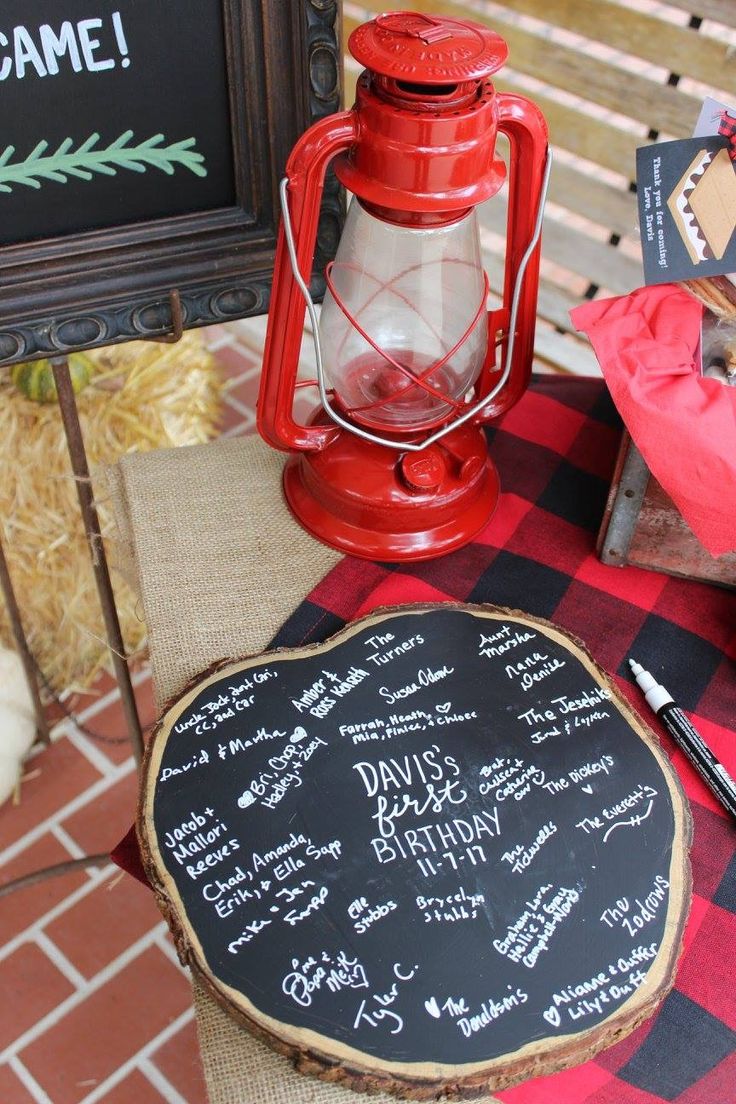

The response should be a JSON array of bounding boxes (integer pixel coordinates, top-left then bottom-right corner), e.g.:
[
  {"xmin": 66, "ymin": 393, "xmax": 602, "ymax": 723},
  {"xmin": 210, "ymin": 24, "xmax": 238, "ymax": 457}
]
[{"xmin": 571, "ymin": 283, "xmax": 736, "ymax": 557}]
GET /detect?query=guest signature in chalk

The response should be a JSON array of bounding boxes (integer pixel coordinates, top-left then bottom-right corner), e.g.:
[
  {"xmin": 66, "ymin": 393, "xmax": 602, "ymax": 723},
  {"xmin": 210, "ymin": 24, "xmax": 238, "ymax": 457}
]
[
  {"xmin": 282, "ymin": 949, "xmax": 368, "ymax": 1008},
  {"xmin": 602, "ymin": 800, "xmax": 654, "ymax": 843},
  {"xmin": 353, "ymin": 962, "xmax": 419, "ymax": 1036}
]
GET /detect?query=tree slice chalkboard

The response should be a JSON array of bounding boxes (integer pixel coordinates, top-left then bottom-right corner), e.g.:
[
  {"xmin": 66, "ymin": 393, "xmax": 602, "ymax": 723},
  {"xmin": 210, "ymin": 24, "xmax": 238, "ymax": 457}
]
[{"xmin": 138, "ymin": 604, "xmax": 691, "ymax": 1099}]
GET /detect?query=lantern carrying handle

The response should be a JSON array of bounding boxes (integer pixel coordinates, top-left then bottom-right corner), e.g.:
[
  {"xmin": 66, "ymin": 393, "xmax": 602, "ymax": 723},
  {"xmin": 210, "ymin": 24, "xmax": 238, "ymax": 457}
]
[{"xmin": 279, "ymin": 147, "xmax": 551, "ymax": 454}]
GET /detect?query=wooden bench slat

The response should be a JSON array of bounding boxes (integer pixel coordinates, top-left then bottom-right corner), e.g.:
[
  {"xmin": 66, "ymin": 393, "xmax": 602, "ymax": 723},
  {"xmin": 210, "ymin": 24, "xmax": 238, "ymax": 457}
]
[
  {"xmin": 546, "ymin": 161, "xmax": 638, "ymax": 239},
  {"xmin": 469, "ymin": 18, "xmax": 700, "ymax": 137},
  {"xmin": 484, "ymin": 253, "xmax": 601, "ymax": 374},
  {"xmin": 492, "ymin": 0, "xmax": 736, "ymax": 95},
  {"xmin": 480, "ymin": 195, "xmax": 642, "ymax": 295},
  {"xmin": 485, "ymin": 252, "xmax": 588, "ymax": 335},
  {"xmin": 531, "ymin": 324, "xmax": 602, "ymax": 376},
  {"xmin": 493, "ymin": 77, "xmax": 642, "ymax": 177},
  {"xmin": 664, "ymin": 0, "xmax": 736, "ymax": 28},
  {"xmin": 531, "ymin": 280, "xmax": 587, "ymax": 338},
  {"xmin": 536, "ymin": 217, "xmax": 641, "ymax": 296}
]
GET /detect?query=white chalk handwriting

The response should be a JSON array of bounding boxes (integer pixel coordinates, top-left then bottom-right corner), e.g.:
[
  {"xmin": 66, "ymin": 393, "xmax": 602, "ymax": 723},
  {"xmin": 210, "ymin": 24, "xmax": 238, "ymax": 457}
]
[
  {"xmin": 283, "ymin": 884, "xmax": 329, "ymax": 927},
  {"xmin": 415, "ymin": 886, "xmax": 485, "ymax": 923},
  {"xmin": 352, "ymin": 962, "xmax": 419, "ymax": 1037},
  {"xmin": 517, "ymin": 685, "xmax": 611, "ymax": 743},
  {"xmin": 218, "ymin": 726, "xmax": 288, "ymax": 762},
  {"xmin": 576, "ymin": 784, "xmax": 658, "ymax": 838},
  {"xmin": 363, "ymin": 631, "xmax": 425, "ymax": 669},
  {"xmin": 501, "ymin": 821, "xmax": 557, "ymax": 874},
  {"xmin": 456, "ymin": 986, "xmax": 529, "ymax": 1037},
  {"xmin": 541, "ymin": 947, "xmax": 658, "ymax": 1028},
  {"xmin": 493, "ymin": 883, "xmax": 581, "ymax": 968},
  {"xmin": 371, "ymin": 778, "xmax": 468, "ymax": 839},
  {"xmin": 282, "ymin": 949, "xmax": 369, "ymax": 1008},
  {"xmin": 161, "ymin": 807, "xmax": 242, "ymax": 882},
  {"xmin": 479, "ymin": 624, "xmax": 536, "ymax": 659},
  {"xmin": 159, "ymin": 748, "xmax": 209, "ymax": 782},
  {"xmin": 371, "ymin": 809, "xmax": 500, "ymax": 870},
  {"xmin": 378, "ymin": 664, "xmax": 454, "ymax": 706},
  {"xmin": 348, "ymin": 895, "xmax": 398, "ymax": 934},
  {"xmin": 291, "ymin": 665, "xmax": 371, "ymax": 719},
  {"xmin": 505, "ymin": 652, "xmax": 566, "ymax": 692},
  {"xmin": 236, "ymin": 733, "xmax": 329, "ymax": 811},
  {"xmin": 599, "ymin": 876, "xmax": 669, "ymax": 936},
  {"xmin": 227, "ymin": 917, "xmax": 272, "ymax": 953},
  {"xmin": 353, "ymin": 746, "xmax": 460, "ymax": 798},
  {"xmin": 479, "ymin": 757, "xmax": 546, "ymax": 803}
]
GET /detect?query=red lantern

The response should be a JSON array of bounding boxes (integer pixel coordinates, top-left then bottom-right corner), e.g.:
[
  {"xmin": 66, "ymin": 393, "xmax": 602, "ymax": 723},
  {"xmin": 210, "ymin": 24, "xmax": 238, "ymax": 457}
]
[{"xmin": 258, "ymin": 11, "xmax": 549, "ymax": 561}]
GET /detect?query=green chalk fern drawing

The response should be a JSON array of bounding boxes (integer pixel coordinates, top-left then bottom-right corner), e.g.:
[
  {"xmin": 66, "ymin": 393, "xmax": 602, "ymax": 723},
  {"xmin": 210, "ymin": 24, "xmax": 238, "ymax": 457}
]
[{"xmin": 0, "ymin": 131, "xmax": 207, "ymax": 192}]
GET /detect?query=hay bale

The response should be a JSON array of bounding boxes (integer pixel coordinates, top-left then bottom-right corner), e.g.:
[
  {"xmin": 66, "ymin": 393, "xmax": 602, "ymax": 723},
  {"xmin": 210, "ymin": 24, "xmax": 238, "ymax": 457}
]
[{"xmin": 0, "ymin": 332, "xmax": 223, "ymax": 693}]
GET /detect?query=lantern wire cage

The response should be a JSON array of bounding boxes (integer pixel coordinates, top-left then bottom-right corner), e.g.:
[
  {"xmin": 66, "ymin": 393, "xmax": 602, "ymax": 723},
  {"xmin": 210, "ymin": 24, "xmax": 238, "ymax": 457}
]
[{"xmin": 279, "ymin": 146, "xmax": 551, "ymax": 453}]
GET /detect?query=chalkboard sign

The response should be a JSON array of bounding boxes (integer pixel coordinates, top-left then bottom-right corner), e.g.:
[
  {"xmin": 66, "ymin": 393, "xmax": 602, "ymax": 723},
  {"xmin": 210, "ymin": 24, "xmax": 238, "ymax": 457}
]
[
  {"xmin": 139, "ymin": 605, "xmax": 691, "ymax": 1098},
  {"xmin": 0, "ymin": 1, "xmax": 342, "ymax": 363}
]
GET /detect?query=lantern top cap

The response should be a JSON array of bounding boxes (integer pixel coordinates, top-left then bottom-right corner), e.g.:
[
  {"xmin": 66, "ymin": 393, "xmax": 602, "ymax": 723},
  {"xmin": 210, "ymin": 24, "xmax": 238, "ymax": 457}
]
[{"xmin": 348, "ymin": 11, "xmax": 509, "ymax": 84}]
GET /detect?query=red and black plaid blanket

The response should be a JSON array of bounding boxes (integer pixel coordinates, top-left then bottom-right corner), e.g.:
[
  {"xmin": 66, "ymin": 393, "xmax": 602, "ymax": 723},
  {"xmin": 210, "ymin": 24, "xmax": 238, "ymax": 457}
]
[
  {"xmin": 119, "ymin": 376, "xmax": 736, "ymax": 1103},
  {"xmin": 268, "ymin": 376, "xmax": 736, "ymax": 1104}
]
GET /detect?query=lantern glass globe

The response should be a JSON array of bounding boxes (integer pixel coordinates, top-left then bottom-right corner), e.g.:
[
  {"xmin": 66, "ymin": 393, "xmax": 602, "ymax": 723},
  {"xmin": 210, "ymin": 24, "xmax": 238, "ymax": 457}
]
[{"xmin": 319, "ymin": 200, "xmax": 488, "ymax": 432}]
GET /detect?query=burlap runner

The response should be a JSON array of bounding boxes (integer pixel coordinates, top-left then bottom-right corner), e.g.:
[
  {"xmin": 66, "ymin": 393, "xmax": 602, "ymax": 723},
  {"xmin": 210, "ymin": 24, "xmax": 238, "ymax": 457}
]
[
  {"xmin": 111, "ymin": 435, "xmax": 341, "ymax": 711},
  {"xmin": 107, "ymin": 434, "xmax": 425, "ymax": 1104}
]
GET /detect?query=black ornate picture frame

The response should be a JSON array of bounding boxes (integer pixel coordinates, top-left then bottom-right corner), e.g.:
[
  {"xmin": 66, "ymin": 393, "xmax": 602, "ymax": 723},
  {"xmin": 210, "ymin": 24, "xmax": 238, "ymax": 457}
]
[{"xmin": 0, "ymin": 0, "xmax": 342, "ymax": 365}]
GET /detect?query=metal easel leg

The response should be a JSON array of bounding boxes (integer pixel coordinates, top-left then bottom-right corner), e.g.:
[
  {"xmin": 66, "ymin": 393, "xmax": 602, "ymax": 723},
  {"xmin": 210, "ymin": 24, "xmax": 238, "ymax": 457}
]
[
  {"xmin": 0, "ymin": 530, "xmax": 50, "ymax": 746},
  {"xmin": 51, "ymin": 356, "xmax": 144, "ymax": 768}
]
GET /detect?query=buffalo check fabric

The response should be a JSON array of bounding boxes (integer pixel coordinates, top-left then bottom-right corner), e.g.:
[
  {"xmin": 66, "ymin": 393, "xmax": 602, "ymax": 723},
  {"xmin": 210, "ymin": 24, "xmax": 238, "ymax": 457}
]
[
  {"xmin": 268, "ymin": 376, "xmax": 736, "ymax": 1104},
  {"xmin": 117, "ymin": 376, "xmax": 735, "ymax": 1103}
]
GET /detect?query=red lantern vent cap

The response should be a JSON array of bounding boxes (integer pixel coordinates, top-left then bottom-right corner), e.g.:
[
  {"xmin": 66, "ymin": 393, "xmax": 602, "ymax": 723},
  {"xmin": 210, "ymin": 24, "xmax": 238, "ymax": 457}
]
[{"xmin": 348, "ymin": 11, "xmax": 508, "ymax": 84}]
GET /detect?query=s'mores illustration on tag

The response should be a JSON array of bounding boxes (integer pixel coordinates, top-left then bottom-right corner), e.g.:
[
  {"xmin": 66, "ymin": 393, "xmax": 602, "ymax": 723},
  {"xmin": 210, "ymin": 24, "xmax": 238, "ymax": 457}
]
[{"xmin": 667, "ymin": 146, "xmax": 736, "ymax": 262}]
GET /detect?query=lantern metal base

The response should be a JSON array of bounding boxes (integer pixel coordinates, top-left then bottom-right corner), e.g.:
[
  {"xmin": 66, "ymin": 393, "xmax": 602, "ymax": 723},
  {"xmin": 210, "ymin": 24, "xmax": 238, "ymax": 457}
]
[{"xmin": 282, "ymin": 423, "xmax": 499, "ymax": 562}]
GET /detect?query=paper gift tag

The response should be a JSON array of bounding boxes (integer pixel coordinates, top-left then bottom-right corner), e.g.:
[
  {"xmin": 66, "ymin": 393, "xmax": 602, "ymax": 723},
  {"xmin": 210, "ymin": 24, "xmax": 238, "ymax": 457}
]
[{"xmin": 637, "ymin": 136, "xmax": 736, "ymax": 284}]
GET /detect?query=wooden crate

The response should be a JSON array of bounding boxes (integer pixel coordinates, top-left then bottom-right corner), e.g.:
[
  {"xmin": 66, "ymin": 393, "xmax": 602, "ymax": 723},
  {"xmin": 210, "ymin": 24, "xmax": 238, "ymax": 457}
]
[{"xmin": 598, "ymin": 430, "xmax": 736, "ymax": 588}]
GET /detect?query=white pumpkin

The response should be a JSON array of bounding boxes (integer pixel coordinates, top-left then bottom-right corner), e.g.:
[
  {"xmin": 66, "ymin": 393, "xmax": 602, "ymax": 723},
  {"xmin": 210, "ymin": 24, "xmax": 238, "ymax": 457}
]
[{"xmin": 0, "ymin": 648, "xmax": 37, "ymax": 805}]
